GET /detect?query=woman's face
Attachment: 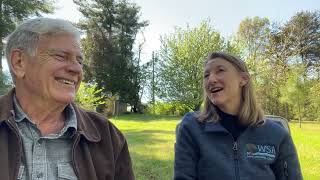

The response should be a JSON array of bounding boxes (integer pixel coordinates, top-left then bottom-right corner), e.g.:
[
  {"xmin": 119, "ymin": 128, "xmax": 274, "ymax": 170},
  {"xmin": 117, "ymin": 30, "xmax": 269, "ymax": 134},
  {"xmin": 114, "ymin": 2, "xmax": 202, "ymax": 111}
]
[{"xmin": 203, "ymin": 57, "xmax": 248, "ymax": 114}]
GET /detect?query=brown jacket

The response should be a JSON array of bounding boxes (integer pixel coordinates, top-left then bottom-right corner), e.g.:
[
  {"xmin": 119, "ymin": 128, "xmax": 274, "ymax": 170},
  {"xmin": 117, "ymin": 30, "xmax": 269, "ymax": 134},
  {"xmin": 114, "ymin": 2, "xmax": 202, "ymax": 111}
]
[{"xmin": 0, "ymin": 89, "xmax": 135, "ymax": 180}]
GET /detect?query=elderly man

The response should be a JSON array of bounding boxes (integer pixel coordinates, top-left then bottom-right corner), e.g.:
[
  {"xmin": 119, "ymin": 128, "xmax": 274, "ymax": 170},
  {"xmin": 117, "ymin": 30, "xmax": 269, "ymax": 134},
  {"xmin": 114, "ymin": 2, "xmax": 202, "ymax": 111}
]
[{"xmin": 0, "ymin": 18, "xmax": 134, "ymax": 180}]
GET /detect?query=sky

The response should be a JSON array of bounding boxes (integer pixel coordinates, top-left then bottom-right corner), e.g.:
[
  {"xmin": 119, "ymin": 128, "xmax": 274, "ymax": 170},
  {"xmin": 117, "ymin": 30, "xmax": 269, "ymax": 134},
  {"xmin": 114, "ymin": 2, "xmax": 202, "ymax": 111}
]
[{"xmin": 2, "ymin": 0, "xmax": 320, "ymax": 69}]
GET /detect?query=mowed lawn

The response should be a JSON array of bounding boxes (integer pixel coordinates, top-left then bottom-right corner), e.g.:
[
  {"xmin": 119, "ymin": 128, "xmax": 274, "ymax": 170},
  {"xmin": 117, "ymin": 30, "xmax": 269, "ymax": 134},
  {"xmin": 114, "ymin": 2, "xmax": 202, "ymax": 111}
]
[{"xmin": 110, "ymin": 114, "xmax": 320, "ymax": 180}]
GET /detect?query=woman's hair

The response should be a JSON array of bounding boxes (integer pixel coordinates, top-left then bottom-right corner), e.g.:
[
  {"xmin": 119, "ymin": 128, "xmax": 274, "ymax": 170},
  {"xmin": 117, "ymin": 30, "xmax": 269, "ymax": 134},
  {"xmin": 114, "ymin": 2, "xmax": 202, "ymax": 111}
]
[
  {"xmin": 198, "ymin": 52, "xmax": 264, "ymax": 126},
  {"xmin": 5, "ymin": 18, "xmax": 80, "ymax": 83}
]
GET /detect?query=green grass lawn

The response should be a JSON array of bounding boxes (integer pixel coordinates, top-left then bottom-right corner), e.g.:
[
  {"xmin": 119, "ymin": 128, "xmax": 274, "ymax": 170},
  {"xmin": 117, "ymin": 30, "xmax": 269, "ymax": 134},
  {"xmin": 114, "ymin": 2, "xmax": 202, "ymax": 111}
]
[
  {"xmin": 111, "ymin": 114, "xmax": 320, "ymax": 180},
  {"xmin": 290, "ymin": 122, "xmax": 320, "ymax": 180}
]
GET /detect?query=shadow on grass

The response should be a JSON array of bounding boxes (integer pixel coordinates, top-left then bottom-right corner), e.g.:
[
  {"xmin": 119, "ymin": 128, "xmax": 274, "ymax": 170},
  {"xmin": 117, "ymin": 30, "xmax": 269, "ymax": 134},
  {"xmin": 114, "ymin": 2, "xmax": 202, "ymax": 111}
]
[
  {"xmin": 112, "ymin": 114, "xmax": 182, "ymax": 121},
  {"xmin": 126, "ymin": 129, "xmax": 174, "ymax": 135},
  {"xmin": 131, "ymin": 152, "xmax": 173, "ymax": 180},
  {"xmin": 123, "ymin": 129, "xmax": 175, "ymax": 147}
]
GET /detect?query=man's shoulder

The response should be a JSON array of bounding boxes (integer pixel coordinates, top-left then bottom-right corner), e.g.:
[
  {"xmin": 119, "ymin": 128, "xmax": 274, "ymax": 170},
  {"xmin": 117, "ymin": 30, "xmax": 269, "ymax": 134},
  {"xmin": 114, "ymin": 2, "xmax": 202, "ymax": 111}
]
[{"xmin": 73, "ymin": 104, "xmax": 126, "ymax": 144}]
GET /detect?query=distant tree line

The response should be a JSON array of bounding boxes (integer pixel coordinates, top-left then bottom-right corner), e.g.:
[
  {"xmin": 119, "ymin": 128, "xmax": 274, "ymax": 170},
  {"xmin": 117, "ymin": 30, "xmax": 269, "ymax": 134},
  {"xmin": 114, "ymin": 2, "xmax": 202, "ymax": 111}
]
[
  {"xmin": 146, "ymin": 10, "xmax": 320, "ymax": 121},
  {"xmin": 1, "ymin": 1, "xmax": 319, "ymax": 121}
]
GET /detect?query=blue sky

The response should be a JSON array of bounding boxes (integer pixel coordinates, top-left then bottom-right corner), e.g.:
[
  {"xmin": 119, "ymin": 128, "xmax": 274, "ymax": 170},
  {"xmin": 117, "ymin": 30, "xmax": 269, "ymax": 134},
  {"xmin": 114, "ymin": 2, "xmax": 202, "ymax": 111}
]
[
  {"xmin": 45, "ymin": 0, "xmax": 320, "ymax": 63},
  {"xmin": 2, "ymin": 0, "xmax": 320, "ymax": 68}
]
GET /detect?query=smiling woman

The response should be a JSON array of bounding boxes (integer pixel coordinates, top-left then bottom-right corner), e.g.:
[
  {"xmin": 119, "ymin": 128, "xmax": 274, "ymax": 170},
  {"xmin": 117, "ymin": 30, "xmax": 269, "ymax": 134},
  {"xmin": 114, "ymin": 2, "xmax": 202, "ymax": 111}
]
[{"xmin": 174, "ymin": 52, "xmax": 303, "ymax": 180}]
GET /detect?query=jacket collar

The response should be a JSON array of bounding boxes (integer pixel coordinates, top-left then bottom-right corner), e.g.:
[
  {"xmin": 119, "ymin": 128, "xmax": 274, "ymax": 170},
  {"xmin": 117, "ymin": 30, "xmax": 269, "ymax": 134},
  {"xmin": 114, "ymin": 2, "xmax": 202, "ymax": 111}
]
[
  {"xmin": 0, "ymin": 88, "xmax": 101, "ymax": 142},
  {"xmin": 203, "ymin": 121, "xmax": 229, "ymax": 133},
  {"xmin": 71, "ymin": 103, "xmax": 101, "ymax": 142},
  {"xmin": 0, "ymin": 88, "xmax": 15, "ymax": 123}
]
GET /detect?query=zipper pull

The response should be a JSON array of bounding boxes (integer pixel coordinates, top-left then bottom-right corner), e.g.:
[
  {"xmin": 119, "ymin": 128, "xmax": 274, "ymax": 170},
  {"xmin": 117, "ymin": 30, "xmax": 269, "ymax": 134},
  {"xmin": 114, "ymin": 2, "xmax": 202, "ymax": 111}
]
[
  {"xmin": 233, "ymin": 142, "xmax": 238, "ymax": 151},
  {"xmin": 233, "ymin": 142, "xmax": 238, "ymax": 160},
  {"xmin": 284, "ymin": 161, "xmax": 289, "ymax": 177}
]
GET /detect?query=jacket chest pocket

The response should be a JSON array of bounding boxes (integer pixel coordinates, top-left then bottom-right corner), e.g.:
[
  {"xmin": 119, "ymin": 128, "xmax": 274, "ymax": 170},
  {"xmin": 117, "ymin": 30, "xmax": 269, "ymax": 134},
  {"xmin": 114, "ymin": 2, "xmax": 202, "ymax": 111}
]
[{"xmin": 58, "ymin": 163, "xmax": 78, "ymax": 180}]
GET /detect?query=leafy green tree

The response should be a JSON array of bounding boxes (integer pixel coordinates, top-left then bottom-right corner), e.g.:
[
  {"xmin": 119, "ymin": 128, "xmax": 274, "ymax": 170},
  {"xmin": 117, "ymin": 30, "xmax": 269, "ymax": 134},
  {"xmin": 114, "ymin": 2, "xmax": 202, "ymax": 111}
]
[
  {"xmin": 74, "ymin": 0, "xmax": 148, "ymax": 112},
  {"xmin": 236, "ymin": 17, "xmax": 278, "ymax": 113},
  {"xmin": 308, "ymin": 80, "xmax": 320, "ymax": 121},
  {"xmin": 283, "ymin": 10, "xmax": 320, "ymax": 74},
  {"xmin": 0, "ymin": 0, "xmax": 55, "ymax": 70},
  {"xmin": 237, "ymin": 16, "xmax": 270, "ymax": 61},
  {"xmin": 0, "ymin": 70, "xmax": 12, "ymax": 95},
  {"xmin": 158, "ymin": 21, "xmax": 236, "ymax": 110},
  {"xmin": 280, "ymin": 64, "xmax": 308, "ymax": 126},
  {"xmin": 75, "ymin": 82, "xmax": 105, "ymax": 111},
  {"xmin": 280, "ymin": 10, "xmax": 320, "ymax": 120}
]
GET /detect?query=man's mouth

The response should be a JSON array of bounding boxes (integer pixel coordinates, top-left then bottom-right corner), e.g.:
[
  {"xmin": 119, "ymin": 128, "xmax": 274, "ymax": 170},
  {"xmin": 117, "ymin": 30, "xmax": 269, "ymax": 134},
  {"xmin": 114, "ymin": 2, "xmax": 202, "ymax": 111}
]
[{"xmin": 56, "ymin": 77, "xmax": 76, "ymax": 85}]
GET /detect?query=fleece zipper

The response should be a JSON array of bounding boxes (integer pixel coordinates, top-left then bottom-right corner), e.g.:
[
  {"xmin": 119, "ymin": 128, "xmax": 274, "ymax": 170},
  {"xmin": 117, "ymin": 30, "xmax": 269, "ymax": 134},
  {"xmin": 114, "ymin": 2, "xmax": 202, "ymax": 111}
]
[
  {"xmin": 284, "ymin": 161, "xmax": 289, "ymax": 180},
  {"xmin": 233, "ymin": 141, "xmax": 240, "ymax": 180}
]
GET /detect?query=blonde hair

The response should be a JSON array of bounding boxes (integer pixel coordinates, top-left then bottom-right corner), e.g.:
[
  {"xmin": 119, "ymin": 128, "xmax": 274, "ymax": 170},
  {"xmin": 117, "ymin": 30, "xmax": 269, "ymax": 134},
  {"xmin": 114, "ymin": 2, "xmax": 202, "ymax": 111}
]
[{"xmin": 198, "ymin": 52, "xmax": 264, "ymax": 126}]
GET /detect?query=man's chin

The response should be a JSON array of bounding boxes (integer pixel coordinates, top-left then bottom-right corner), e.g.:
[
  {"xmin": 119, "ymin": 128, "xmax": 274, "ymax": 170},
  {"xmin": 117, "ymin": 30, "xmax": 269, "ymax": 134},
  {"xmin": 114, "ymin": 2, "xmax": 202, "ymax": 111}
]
[{"xmin": 55, "ymin": 95, "xmax": 75, "ymax": 105}]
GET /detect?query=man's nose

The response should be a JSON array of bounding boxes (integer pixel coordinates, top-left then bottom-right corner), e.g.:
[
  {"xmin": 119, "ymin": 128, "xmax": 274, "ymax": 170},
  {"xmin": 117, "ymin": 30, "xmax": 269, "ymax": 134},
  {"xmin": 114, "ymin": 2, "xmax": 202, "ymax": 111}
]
[
  {"xmin": 208, "ymin": 73, "xmax": 217, "ymax": 83},
  {"xmin": 66, "ymin": 57, "xmax": 83, "ymax": 74}
]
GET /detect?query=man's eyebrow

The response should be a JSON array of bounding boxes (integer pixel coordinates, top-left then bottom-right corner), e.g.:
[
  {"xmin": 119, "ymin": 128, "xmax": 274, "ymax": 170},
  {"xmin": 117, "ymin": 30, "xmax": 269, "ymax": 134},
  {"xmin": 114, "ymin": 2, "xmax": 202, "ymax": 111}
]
[
  {"xmin": 77, "ymin": 55, "xmax": 84, "ymax": 60},
  {"xmin": 47, "ymin": 49, "xmax": 67, "ymax": 54}
]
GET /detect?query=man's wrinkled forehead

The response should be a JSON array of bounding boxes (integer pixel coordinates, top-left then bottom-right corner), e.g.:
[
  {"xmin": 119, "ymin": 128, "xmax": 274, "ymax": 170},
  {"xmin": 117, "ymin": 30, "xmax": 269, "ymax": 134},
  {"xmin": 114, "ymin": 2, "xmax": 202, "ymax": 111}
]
[{"xmin": 38, "ymin": 32, "xmax": 81, "ymax": 48}]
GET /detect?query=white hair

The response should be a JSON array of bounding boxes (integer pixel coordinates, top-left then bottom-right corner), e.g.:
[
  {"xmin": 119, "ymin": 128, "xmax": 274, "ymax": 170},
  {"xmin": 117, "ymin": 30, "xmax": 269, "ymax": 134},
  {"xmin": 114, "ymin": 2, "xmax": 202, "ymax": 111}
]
[{"xmin": 4, "ymin": 18, "xmax": 80, "ymax": 83}]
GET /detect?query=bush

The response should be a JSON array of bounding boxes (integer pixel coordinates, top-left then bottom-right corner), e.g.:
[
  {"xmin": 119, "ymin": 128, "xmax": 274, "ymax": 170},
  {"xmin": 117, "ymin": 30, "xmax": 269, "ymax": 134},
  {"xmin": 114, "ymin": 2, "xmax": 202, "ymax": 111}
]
[
  {"xmin": 146, "ymin": 101, "xmax": 192, "ymax": 116},
  {"xmin": 75, "ymin": 82, "xmax": 105, "ymax": 111}
]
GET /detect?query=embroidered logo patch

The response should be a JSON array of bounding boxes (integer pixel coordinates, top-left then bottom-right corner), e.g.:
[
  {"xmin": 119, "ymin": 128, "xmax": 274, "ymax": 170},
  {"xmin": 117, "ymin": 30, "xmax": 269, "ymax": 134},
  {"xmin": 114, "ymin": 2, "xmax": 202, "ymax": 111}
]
[{"xmin": 246, "ymin": 143, "xmax": 276, "ymax": 160}]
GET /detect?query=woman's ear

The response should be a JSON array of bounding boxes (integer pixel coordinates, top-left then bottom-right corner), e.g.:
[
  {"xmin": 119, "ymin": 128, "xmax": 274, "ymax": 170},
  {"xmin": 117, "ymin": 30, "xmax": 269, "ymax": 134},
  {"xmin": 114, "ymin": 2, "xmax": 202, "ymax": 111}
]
[
  {"xmin": 10, "ymin": 49, "xmax": 27, "ymax": 79},
  {"xmin": 240, "ymin": 72, "xmax": 249, "ymax": 87}
]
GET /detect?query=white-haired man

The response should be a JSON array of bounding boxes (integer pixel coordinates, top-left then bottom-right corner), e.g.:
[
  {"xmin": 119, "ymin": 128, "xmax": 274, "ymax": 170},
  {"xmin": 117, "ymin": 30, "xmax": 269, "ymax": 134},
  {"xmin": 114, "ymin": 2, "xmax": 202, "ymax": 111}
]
[{"xmin": 0, "ymin": 18, "xmax": 134, "ymax": 180}]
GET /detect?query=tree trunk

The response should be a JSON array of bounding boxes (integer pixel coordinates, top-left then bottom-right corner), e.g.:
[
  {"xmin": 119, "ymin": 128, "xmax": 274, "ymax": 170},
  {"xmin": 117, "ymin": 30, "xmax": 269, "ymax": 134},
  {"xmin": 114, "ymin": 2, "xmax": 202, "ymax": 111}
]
[
  {"xmin": 297, "ymin": 89, "xmax": 302, "ymax": 128},
  {"xmin": 0, "ymin": 40, "xmax": 3, "ymax": 72}
]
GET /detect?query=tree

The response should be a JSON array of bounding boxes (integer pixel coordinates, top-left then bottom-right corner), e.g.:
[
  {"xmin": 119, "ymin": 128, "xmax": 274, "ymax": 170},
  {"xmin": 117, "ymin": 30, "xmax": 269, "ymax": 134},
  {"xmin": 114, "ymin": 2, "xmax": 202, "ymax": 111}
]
[
  {"xmin": 0, "ymin": 70, "xmax": 12, "ymax": 95},
  {"xmin": 75, "ymin": 82, "xmax": 105, "ymax": 111},
  {"xmin": 74, "ymin": 0, "xmax": 148, "ymax": 112},
  {"xmin": 0, "ymin": 0, "xmax": 55, "ymax": 71},
  {"xmin": 237, "ymin": 16, "xmax": 270, "ymax": 61},
  {"xmin": 158, "ymin": 21, "xmax": 236, "ymax": 110},
  {"xmin": 283, "ymin": 10, "xmax": 320, "ymax": 75},
  {"xmin": 280, "ymin": 64, "xmax": 308, "ymax": 127},
  {"xmin": 308, "ymin": 80, "xmax": 320, "ymax": 121},
  {"xmin": 141, "ymin": 51, "xmax": 161, "ymax": 114},
  {"xmin": 281, "ymin": 10, "xmax": 320, "ymax": 120},
  {"xmin": 236, "ymin": 17, "xmax": 277, "ymax": 113}
]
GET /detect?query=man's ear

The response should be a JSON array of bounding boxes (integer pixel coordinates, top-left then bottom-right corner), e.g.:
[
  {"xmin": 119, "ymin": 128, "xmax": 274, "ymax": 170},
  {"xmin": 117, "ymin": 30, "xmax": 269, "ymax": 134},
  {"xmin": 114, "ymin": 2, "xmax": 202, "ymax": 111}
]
[
  {"xmin": 240, "ymin": 72, "xmax": 249, "ymax": 87},
  {"xmin": 10, "ymin": 49, "xmax": 27, "ymax": 78}
]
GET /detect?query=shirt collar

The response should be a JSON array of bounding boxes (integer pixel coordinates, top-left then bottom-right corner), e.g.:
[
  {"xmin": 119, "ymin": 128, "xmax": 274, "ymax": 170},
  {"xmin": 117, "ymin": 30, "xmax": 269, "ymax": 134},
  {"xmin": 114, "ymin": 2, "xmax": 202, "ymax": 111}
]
[
  {"xmin": 13, "ymin": 94, "xmax": 77, "ymax": 133},
  {"xmin": 13, "ymin": 95, "xmax": 30, "ymax": 123}
]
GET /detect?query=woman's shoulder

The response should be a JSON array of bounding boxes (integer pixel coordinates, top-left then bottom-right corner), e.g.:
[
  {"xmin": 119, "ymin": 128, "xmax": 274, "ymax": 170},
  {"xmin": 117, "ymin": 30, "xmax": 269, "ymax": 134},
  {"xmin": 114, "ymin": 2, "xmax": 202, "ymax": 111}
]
[
  {"xmin": 180, "ymin": 112, "xmax": 200, "ymax": 125},
  {"xmin": 255, "ymin": 118, "xmax": 291, "ymax": 139},
  {"xmin": 176, "ymin": 112, "xmax": 202, "ymax": 133}
]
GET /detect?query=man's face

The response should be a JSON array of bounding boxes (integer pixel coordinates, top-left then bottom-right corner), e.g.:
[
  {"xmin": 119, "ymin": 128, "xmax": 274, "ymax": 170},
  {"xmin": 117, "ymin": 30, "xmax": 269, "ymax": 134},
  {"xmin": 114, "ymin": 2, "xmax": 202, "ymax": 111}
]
[{"xmin": 21, "ymin": 32, "xmax": 83, "ymax": 105}]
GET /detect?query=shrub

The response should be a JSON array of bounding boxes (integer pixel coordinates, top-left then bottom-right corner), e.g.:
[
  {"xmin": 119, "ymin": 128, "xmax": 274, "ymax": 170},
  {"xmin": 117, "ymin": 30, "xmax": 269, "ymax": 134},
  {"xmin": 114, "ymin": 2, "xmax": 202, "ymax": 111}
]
[
  {"xmin": 146, "ymin": 101, "xmax": 192, "ymax": 116},
  {"xmin": 75, "ymin": 82, "xmax": 105, "ymax": 111}
]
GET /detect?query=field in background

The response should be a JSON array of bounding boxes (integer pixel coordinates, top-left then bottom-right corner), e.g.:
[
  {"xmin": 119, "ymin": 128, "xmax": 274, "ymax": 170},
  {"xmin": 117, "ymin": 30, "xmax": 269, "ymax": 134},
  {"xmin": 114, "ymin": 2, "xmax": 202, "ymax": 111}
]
[
  {"xmin": 111, "ymin": 114, "xmax": 320, "ymax": 180},
  {"xmin": 290, "ymin": 122, "xmax": 320, "ymax": 180}
]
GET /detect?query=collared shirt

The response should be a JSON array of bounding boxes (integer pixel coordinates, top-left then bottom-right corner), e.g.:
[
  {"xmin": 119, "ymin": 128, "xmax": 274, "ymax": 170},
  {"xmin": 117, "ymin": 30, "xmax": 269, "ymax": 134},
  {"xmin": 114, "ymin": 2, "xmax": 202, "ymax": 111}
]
[{"xmin": 13, "ymin": 95, "xmax": 78, "ymax": 180}]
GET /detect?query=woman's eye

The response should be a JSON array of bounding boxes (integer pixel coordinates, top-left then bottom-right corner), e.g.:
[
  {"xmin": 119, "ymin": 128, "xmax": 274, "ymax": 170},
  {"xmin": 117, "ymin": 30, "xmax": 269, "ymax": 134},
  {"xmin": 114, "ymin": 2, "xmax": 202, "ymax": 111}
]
[{"xmin": 204, "ymin": 73, "xmax": 209, "ymax": 78}]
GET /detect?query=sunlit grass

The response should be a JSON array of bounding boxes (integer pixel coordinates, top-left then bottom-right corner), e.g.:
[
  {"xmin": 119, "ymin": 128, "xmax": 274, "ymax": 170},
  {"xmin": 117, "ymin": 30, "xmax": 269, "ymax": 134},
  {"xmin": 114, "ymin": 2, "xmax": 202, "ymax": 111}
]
[
  {"xmin": 110, "ymin": 114, "xmax": 320, "ymax": 180},
  {"xmin": 290, "ymin": 122, "xmax": 320, "ymax": 180}
]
